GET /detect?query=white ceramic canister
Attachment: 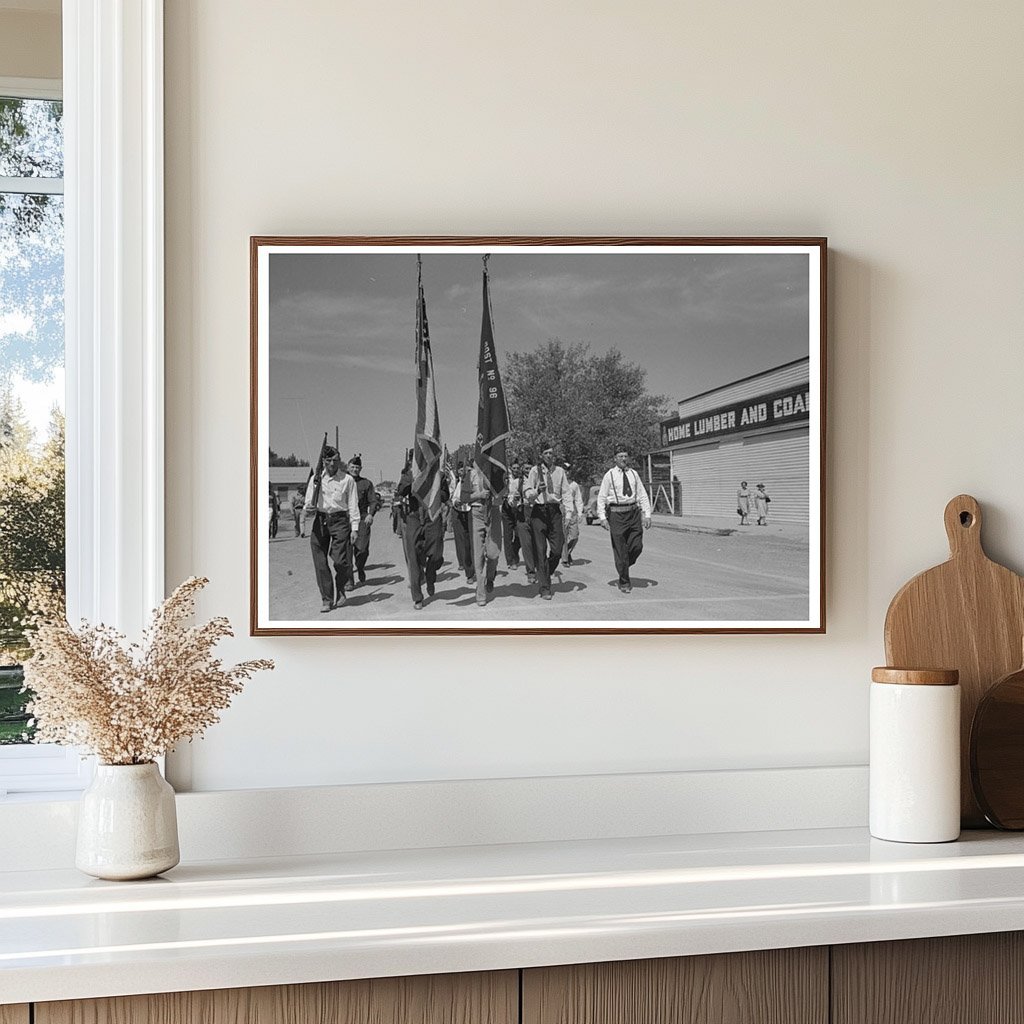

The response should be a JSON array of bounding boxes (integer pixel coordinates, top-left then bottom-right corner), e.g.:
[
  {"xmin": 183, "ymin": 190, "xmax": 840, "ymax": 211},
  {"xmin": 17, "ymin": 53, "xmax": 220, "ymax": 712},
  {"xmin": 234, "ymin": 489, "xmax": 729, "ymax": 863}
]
[{"xmin": 870, "ymin": 667, "xmax": 960, "ymax": 843}]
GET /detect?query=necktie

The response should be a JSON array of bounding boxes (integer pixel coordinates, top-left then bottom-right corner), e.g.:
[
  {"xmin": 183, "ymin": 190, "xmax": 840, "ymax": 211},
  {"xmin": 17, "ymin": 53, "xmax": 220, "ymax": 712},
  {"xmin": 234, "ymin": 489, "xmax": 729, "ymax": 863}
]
[
  {"xmin": 518, "ymin": 476, "xmax": 524, "ymax": 502},
  {"xmin": 622, "ymin": 470, "xmax": 632, "ymax": 497},
  {"xmin": 460, "ymin": 472, "xmax": 472, "ymax": 504}
]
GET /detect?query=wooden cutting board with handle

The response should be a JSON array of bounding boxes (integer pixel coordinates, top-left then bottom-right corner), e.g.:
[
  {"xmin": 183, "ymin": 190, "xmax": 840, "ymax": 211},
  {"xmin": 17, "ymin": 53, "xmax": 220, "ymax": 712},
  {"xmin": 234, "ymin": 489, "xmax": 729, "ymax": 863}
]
[{"xmin": 884, "ymin": 494, "xmax": 1024, "ymax": 827}]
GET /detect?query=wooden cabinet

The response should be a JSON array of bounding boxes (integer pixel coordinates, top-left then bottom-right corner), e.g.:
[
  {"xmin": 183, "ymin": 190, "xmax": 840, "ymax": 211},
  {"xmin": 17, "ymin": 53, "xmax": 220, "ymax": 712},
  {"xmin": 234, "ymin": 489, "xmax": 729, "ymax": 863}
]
[
  {"xmin": 17, "ymin": 934, "xmax": 1024, "ymax": 1024},
  {"xmin": 35, "ymin": 972, "xmax": 518, "ymax": 1024},
  {"xmin": 522, "ymin": 948, "xmax": 828, "ymax": 1024},
  {"xmin": 832, "ymin": 932, "xmax": 1024, "ymax": 1024}
]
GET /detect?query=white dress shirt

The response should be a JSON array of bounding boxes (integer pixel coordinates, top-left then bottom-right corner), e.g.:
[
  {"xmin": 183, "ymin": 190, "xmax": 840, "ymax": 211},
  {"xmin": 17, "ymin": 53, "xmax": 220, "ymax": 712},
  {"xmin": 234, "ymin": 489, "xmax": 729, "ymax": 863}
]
[
  {"xmin": 566, "ymin": 480, "xmax": 585, "ymax": 517},
  {"xmin": 525, "ymin": 464, "xmax": 573, "ymax": 517},
  {"xmin": 305, "ymin": 470, "xmax": 361, "ymax": 528},
  {"xmin": 596, "ymin": 466, "xmax": 651, "ymax": 522},
  {"xmin": 449, "ymin": 470, "xmax": 473, "ymax": 512}
]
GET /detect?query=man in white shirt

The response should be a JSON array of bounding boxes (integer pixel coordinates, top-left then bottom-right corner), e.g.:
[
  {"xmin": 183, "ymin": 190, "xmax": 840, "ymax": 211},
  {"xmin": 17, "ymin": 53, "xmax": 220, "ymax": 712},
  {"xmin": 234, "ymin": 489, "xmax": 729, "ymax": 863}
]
[
  {"xmin": 596, "ymin": 447, "xmax": 652, "ymax": 594},
  {"xmin": 525, "ymin": 443, "xmax": 573, "ymax": 600},
  {"xmin": 304, "ymin": 446, "xmax": 361, "ymax": 612}
]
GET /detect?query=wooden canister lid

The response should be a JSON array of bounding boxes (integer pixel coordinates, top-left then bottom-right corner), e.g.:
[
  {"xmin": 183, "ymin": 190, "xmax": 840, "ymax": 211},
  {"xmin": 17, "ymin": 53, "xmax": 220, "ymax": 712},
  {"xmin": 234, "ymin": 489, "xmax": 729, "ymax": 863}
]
[{"xmin": 871, "ymin": 667, "xmax": 959, "ymax": 686}]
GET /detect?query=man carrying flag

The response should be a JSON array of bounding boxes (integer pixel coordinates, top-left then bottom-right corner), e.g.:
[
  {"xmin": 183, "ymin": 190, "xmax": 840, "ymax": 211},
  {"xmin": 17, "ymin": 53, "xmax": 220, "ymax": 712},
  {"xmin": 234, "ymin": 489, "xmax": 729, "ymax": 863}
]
[
  {"xmin": 469, "ymin": 255, "xmax": 511, "ymax": 607},
  {"xmin": 401, "ymin": 257, "xmax": 447, "ymax": 610}
]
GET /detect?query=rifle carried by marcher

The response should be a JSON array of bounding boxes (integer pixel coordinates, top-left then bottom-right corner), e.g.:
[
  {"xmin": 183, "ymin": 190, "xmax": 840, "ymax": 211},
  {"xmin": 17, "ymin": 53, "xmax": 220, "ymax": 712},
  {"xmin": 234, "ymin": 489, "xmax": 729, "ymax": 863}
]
[{"xmin": 307, "ymin": 432, "xmax": 329, "ymax": 520}]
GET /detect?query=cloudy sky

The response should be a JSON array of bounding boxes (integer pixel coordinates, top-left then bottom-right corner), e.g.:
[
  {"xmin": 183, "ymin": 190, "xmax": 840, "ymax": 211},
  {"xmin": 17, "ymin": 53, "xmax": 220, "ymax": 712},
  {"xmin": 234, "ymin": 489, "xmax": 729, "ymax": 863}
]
[{"xmin": 267, "ymin": 249, "xmax": 811, "ymax": 481}]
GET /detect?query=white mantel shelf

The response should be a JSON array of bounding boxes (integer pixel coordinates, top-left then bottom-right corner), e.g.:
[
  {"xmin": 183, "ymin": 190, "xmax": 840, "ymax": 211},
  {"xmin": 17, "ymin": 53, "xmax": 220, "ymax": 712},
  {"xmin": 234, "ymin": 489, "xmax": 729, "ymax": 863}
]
[{"xmin": 4, "ymin": 826, "xmax": 1024, "ymax": 1004}]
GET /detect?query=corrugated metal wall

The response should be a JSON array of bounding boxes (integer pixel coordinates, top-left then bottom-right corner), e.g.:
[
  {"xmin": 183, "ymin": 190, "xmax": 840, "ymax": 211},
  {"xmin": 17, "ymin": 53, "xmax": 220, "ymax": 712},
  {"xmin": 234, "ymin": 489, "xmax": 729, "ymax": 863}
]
[
  {"xmin": 677, "ymin": 358, "xmax": 809, "ymax": 418},
  {"xmin": 671, "ymin": 428, "xmax": 809, "ymax": 524}
]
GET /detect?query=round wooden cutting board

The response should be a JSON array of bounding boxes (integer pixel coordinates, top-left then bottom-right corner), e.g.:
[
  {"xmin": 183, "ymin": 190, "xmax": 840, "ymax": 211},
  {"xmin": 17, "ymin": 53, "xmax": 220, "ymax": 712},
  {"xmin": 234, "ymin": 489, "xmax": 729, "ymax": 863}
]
[
  {"xmin": 884, "ymin": 495, "xmax": 1024, "ymax": 827},
  {"xmin": 970, "ymin": 659, "xmax": 1024, "ymax": 829}
]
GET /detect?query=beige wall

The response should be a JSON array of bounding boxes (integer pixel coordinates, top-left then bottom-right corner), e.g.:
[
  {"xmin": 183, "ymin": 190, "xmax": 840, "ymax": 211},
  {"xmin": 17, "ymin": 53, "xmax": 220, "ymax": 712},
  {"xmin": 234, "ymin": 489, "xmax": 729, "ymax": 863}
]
[
  {"xmin": 164, "ymin": 1, "xmax": 1024, "ymax": 791},
  {"xmin": 0, "ymin": 9, "xmax": 60, "ymax": 80}
]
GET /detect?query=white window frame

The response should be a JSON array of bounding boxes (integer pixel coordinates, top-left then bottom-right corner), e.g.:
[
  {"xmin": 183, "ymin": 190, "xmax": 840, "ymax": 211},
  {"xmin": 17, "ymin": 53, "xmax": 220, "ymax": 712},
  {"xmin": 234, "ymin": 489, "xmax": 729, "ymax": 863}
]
[{"xmin": 0, "ymin": 0, "xmax": 164, "ymax": 799}]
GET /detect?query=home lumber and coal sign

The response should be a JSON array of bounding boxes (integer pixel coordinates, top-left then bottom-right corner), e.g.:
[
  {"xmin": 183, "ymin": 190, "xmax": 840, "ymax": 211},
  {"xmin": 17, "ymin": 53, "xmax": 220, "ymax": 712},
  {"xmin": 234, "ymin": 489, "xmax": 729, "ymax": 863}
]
[{"xmin": 660, "ymin": 385, "xmax": 811, "ymax": 447}]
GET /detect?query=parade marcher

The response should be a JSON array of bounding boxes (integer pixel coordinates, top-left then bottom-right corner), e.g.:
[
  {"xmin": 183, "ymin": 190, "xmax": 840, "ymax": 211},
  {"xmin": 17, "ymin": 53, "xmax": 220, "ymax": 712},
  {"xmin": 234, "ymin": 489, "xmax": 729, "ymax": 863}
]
[
  {"xmin": 396, "ymin": 459, "xmax": 450, "ymax": 610},
  {"xmin": 291, "ymin": 488, "xmax": 305, "ymax": 537},
  {"xmin": 346, "ymin": 454, "xmax": 382, "ymax": 589},
  {"xmin": 465, "ymin": 462, "xmax": 499, "ymax": 607},
  {"xmin": 525, "ymin": 443, "xmax": 573, "ymax": 600},
  {"xmin": 304, "ymin": 446, "xmax": 360, "ymax": 612},
  {"xmin": 449, "ymin": 462, "xmax": 474, "ymax": 582},
  {"xmin": 268, "ymin": 487, "xmax": 279, "ymax": 539},
  {"xmin": 755, "ymin": 482, "xmax": 771, "ymax": 525},
  {"xmin": 500, "ymin": 458, "xmax": 523, "ymax": 569},
  {"xmin": 562, "ymin": 463, "xmax": 585, "ymax": 567},
  {"xmin": 505, "ymin": 459, "xmax": 537, "ymax": 584},
  {"xmin": 391, "ymin": 493, "xmax": 403, "ymax": 536},
  {"xmin": 736, "ymin": 481, "xmax": 750, "ymax": 526},
  {"xmin": 596, "ymin": 448, "xmax": 652, "ymax": 594}
]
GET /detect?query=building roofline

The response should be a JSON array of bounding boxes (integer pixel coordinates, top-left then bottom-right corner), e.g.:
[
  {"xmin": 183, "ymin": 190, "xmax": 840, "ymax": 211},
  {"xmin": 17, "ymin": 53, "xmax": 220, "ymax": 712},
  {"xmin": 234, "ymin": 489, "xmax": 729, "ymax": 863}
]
[{"xmin": 677, "ymin": 354, "xmax": 809, "ymax": 407}]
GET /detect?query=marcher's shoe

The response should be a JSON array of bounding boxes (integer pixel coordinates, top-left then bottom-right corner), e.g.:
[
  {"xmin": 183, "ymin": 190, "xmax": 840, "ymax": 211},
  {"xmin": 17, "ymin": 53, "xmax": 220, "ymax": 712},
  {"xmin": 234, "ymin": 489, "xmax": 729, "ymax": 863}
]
[
  {"xmin": 344, "ymin": 581, "xmax": 355, "ymax": 592},
  {"xmin": 618, "ymin": 581, "xmax": 631, "ymax": 594},
  {"xmin": 527, "ymin": 572, "xmax": 536, "ymax": 584},
  {"xmin": 413, "ymin": 600, "xmax": 424, "ymax": 611},
  {"xmin": 540, "ymin": 589, "xmax": 552, "ymax": 601},
  {"xmin": 320, "ymin": 600, "xmax": 332, "ymax": 613},
  {"xmin": 466, "ymin": 575, "xmax": 477, "ymax": 585},
  {"xmin": 333, "ymin": 592, "xmax": 347, "ymax": 607},
  {"xmin": 426, "ymin": 581, "xmax": 435, "ymax": 597},
  {"xmin": 476, "ymin": 596, "xmax": 487, "ymax": 607}
]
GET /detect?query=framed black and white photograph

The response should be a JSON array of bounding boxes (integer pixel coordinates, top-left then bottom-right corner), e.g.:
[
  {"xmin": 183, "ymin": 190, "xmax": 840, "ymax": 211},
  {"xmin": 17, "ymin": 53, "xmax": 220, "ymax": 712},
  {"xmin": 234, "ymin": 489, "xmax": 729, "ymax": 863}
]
[{"xmin": 250, "ymin": 237, "xmax": 826, "ymax": 635}]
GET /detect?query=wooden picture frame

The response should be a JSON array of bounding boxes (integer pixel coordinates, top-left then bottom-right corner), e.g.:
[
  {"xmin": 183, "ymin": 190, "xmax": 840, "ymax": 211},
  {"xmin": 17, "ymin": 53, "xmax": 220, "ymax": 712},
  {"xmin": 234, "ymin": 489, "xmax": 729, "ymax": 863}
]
[{"xmin": 251, "ymin": 236, "xmax": 826, "ymax": 635}]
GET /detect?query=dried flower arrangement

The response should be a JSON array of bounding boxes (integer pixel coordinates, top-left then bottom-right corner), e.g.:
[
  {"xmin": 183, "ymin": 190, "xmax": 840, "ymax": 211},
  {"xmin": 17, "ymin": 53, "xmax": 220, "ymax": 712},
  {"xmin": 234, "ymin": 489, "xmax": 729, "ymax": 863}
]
[{"xmin": 22, "ymin": 576, "xmax": 273, "ymax": 765}]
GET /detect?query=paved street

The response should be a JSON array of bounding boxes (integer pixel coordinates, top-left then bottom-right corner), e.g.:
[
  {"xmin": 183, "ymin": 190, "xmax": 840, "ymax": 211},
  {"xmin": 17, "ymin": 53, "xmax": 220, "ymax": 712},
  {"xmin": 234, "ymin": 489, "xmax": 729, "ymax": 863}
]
[{"xmin": 268, "ymin": 513, "xmax": 810, "ymax": 624}]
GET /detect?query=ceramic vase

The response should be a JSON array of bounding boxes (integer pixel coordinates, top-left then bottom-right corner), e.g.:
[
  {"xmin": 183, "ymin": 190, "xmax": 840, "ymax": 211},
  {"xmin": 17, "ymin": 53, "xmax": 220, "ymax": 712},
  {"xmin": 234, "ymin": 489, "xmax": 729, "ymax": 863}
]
[{"xmin": 76, "ymin": 762, "xmax": 180, "ymax": 880}]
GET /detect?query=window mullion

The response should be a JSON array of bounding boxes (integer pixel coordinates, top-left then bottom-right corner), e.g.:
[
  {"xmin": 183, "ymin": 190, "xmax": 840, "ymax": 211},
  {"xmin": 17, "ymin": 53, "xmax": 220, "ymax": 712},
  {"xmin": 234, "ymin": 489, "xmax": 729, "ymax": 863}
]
[{"xmin": 0, "ymin": 176, "xmax": 64, "ymax": 195}]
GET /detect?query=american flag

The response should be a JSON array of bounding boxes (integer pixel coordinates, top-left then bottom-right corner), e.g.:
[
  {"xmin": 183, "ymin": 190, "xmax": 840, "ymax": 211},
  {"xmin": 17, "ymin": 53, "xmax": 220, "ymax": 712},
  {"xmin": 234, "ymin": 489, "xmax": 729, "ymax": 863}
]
[{"xmin": 411, "ymin": 259, "xmax": 444, "ymax": 520}]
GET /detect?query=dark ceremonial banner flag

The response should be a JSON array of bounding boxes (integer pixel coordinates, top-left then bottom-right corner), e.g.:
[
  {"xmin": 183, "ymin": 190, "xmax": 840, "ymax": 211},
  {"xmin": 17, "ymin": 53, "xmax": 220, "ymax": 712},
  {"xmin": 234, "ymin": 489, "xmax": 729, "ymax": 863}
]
[
  {"xmin": 411, "ymin": 259, "xmax": 443, "ymax": 521},
  {"xmin": 475, "ymin": 259, "xmax": 511, "ymax": 496}
]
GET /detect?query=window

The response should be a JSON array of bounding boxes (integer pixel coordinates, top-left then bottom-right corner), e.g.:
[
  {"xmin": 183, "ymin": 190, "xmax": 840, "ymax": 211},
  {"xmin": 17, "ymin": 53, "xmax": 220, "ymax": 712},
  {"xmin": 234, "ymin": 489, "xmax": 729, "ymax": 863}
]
[
  {"xmin": 0, "ymin": 4, "xmax": 166, "ymax": 800},
  {"xmin": 0, "ymin": 80, "xmax": 82, "ymax": 797},
  {"xmin": 0, "ymin": 89, "xmax": 65, "ymax": 729}
]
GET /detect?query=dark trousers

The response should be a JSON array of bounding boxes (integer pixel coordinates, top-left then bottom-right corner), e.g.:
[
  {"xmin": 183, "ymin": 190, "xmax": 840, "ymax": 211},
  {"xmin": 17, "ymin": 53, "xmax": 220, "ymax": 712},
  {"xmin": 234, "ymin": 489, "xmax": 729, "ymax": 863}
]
[
  {"xmin": 453, "ymin": 508, "xmax": 473, "ymax": 576},
  {"xmin": 608, "ymin": 506, "xmax": 644, "ymax": 584},
  {"xmin": 529, "ymin": 504, "xmax": 564, "ymax": 592},
  {"xmin": 403, "ymin": 509, "xmax": 445, "ymax": 604},
  {"xmin": 309, "ymin": 511, "xmax": 351, "ymax": 603},
  {"xmin": 515, "ymin": 513, "xmax": 537, "ymax": 575},
  {"xmin": 349, "ymin": 518, "xmax": 373, "ymax": 578},
  {"xmin": 501, "ymin": 504, "xmax": 521, "ymax": 566}
]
